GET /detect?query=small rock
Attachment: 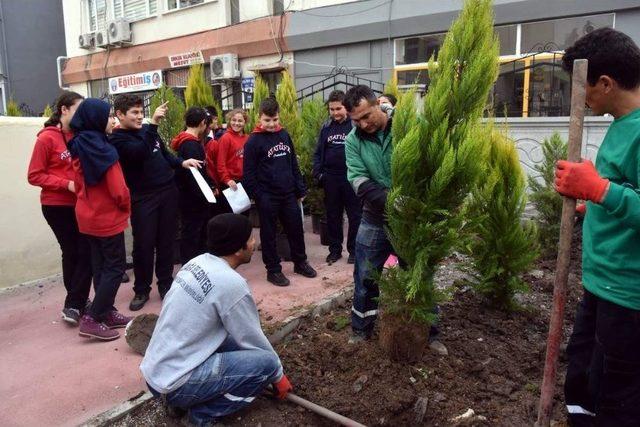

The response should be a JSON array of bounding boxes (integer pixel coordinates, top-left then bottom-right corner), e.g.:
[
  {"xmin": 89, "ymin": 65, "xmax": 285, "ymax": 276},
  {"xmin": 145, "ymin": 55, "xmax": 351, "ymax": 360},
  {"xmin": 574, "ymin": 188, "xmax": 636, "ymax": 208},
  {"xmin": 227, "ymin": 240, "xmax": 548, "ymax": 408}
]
[
  {"xmin": 413, "ymin": 397, "xmax": 429, "ymax": 423},
  {"xmin": 450, "ymin": 408, "xmax": 488, "ymax": 426},
  {"xmin": 352, "ymin": 375, "xmax": 368, "ymax": 392},
  {"xmin": 477, "ymin": 338, "xmax": 484, "ymax": 342},
  {"xmin": 429, "ymin": 340, "xmax": 449, "ymax": 356},
  {"xmin": 409, "ymin": 376, "xmax": 417, "ymax": 384},
  {"xmin": 115, "ymin": 385, "xmax": 120, "ymax": 390},
  {"xmin": 432, "ymin": 392, "xmax": 447, "ymax": 402},
  {"xmin": 530, "ymin": 269, "xmax": 544, "ymax": 279},
  {"xmin": 265, "ymin": 315, "xmax": 273, "ymax": 321}
]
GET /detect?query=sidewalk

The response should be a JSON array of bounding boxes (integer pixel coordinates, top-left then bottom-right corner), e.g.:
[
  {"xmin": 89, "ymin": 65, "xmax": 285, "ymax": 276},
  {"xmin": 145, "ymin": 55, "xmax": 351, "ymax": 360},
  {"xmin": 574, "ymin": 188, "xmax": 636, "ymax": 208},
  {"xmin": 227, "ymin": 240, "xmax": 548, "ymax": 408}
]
[{"xmin": 0, "ymin": 225, "xmax": 354, "ymax": 427}]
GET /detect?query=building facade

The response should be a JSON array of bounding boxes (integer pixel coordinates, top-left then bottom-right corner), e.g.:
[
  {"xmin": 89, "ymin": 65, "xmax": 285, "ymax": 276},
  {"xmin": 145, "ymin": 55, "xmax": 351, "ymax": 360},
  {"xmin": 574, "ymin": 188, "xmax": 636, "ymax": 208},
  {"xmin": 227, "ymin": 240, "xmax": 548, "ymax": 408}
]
[{"xmin": 0, "ymin": 0, "xmax": 67, "ymax": 115}]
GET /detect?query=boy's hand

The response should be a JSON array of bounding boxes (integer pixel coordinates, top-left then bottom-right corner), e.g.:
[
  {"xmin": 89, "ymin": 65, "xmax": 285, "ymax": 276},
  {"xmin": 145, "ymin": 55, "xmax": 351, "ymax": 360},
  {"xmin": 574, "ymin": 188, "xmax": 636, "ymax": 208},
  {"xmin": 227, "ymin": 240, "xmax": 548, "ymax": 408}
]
[
  {"xmin": 150, "ymin": 101, "xmax": 169, "ymax": 125},
  {"xmin": 576, "ymin": 203, "xmax": 586, "ymax": 215},
  {"xmin": 182, "ymin": 159, "xmax": 203, "ymax": 169},
  {"xmin": 297, "ymin": 197, "xmax": 305, "ymax": 203},
  {"xmin": 554, "ymin": 160, "xmax": 609, "ymax": 203},
  {"xmin": 227, "ymin": 180, "xmax": 238, "ymax": 191},
  {"xmin": 67, "ymin": 181, "xmax": 76, "ymax": 193}
]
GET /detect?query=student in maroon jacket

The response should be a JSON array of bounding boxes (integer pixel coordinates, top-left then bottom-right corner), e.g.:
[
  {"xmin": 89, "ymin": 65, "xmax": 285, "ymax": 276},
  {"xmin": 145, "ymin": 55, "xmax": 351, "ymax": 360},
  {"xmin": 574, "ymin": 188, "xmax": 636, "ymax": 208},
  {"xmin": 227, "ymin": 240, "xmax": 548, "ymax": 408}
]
[
  {"xmin": 171, "ymin": 107, "xmax": 214, "ymax": 264},
  {"xmin": 68, "ymin": 98, "xmax": 132, "ymax": 341},
  {"xmin": 243, "ymin": 98, "xmax": 317, "ymax": 286},
  {"xmin": 217, "ymin": 108, "xmax": 248, "ymax": 192},
  {"xmin": 28, "ymin": 91, "xmax": 93, "ymax": 326}
]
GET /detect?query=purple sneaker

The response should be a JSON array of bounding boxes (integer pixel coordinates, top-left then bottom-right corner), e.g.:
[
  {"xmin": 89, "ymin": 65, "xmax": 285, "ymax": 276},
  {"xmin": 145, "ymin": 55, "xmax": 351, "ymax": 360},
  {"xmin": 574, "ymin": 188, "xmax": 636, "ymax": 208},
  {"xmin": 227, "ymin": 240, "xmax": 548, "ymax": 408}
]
[
  {"xmin": 79, "ymin": 315, "xmax": 120, "ymax": 341},
  {"xmin": 104, "ymin": 310, "xmax": 133, "ymax": 329}
]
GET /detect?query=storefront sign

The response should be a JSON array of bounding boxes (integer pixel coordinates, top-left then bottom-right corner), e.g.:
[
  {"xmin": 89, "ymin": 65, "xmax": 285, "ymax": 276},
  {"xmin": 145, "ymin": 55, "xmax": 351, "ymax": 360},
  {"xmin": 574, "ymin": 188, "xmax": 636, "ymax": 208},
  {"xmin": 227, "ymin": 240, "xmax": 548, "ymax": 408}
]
[
  {"xmin": 108, "ymin": 70, "xmax": 163, "ymax": 94},
  {"xmin": 242, "ymin": 77, "xmax": 255, "ymax": 104},
  {"xmin": 168, "ymin": 51, "xmax": 205, "ymax": 68}
]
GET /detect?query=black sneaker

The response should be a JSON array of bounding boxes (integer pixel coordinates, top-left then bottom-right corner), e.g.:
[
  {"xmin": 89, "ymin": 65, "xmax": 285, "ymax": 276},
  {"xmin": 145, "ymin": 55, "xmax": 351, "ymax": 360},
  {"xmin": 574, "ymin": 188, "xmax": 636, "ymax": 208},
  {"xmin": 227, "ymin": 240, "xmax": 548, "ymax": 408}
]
[
  {"xmin": 326, "ymin": 253, "xmax": 342, "ymax": 264},
  {"xmin": 347, "ymin": 253, "xmax": 356, "ymax": 264},
  {"xmin": 61, "ymin": 307, "xmax": 81, "ymax": 325},
  {"xmin": 129, "ymin": 293, "xmax": 150, "ymax": 311},
  {"xmin": 267, "ymin": 272, "xmax": 290, "ymax": 287},
  {"xmin": 121, "ymin": 272, "xmax": 130, "ymax": 283},
  {"xmin": 294, "ymin": 261, "xmax": 317, "ymax": 278}
]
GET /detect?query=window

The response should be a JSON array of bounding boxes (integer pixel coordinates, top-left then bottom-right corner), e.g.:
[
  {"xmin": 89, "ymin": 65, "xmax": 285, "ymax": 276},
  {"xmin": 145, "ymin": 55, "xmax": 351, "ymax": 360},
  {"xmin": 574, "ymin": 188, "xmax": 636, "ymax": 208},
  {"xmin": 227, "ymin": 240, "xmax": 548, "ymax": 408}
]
[
  {"xmin": 273, "ymin": 0, "xmax": 285, "ymax": 15},
  {"xmin": 496, "ymin": 25, "xmax": 517, "ymax": 56},
  {"xmin": 395, "ymin": 33, "xmax": 445, "ymax": 65},
  {"xmin": 87, "ymin": 0, "xmax": 107, "ymax": 31},
  {"xmin": 113, "ymin": 0, "xmax": 157, "ymax": 21},
  {"xmin": 167, "ymin": 0, "xmax": 205, "ymax": 11},
  {"xmin": 491, "ymin": 61, "xmax": 526, "ymax": 117},
  {"xmin": 230, "ymin": 0, "xmax": 240, "ymax": 24},
  {"xmin": 521, "ymin": 14, "xmax": 614, "ymax": 54}
]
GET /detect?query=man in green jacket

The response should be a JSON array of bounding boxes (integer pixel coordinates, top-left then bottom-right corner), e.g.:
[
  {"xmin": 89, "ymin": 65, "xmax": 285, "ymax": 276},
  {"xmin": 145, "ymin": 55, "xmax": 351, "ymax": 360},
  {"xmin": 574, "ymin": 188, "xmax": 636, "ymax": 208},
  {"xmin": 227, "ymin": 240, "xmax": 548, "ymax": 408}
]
[
  {"xmin": 556, "ymin": 28, "xmax": 640, "ymax": 425},
  {"xmin": 343, "ymin": 85, "xmax": 393, "ymax": 343}
]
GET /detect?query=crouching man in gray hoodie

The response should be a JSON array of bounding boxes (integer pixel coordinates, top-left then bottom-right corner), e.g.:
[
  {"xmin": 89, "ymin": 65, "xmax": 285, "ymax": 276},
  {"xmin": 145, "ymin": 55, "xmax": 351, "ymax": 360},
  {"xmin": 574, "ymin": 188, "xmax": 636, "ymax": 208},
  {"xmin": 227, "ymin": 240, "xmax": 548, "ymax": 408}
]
[{"xmin": 140, "ymin": 213, "xmax": 292, "ymax": 426}]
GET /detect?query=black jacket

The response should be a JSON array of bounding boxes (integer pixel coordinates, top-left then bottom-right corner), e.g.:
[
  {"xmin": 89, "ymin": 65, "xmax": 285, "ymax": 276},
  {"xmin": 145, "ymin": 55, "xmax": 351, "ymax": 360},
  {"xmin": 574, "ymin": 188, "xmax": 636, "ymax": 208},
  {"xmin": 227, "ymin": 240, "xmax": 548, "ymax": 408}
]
[
  {"xmin": 242, "ymin": 127, "xmax": 306, "ymax": 200},
  {"xmin": 312, "ymin": 118, "xmax": 353, "ymax": 184},
  {"xmin": 109, "ymin": 124, "xmax": 183, "ymax": 196},
  {"xmin": 173, "ymin": 134, "xmax": 211, "ymax": 211}
]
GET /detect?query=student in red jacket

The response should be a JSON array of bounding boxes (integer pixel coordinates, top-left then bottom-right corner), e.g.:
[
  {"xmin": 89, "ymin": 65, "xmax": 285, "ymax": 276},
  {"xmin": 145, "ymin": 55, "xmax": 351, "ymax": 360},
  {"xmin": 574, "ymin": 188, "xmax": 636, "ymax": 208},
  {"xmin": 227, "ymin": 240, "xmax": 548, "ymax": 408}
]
[
  {"xmin": 28, "ymin": 91, "xmax": 93, "ymax": 326},
  {"xmin": 68, "ymin": 98, "xmax": 132, "ymax": 341},
  {"xmin": 217, "ymin": 109, "xmax": 248, "ymax": 192}
]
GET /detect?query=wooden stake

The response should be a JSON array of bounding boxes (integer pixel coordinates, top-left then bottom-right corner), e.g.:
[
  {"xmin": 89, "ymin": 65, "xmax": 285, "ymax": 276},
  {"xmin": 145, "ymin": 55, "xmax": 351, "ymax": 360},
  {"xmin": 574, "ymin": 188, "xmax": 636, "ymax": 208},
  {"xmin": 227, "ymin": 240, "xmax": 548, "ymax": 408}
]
[{"xmin": 536, "ymin": 58, "xmax": 588, "ymax": 426}]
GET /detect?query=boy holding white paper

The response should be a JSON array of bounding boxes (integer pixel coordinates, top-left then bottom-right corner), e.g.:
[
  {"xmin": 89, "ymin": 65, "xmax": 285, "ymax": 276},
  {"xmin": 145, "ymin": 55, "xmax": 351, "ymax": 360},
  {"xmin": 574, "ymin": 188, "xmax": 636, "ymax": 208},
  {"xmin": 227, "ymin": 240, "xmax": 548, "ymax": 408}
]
[
  {"xmin": 171, "ymin": 107, "xmax": 216, "ymax": 265},
  {"xmin": 110, "ymin": 95, "xmax": 202, "ymax": 311}
]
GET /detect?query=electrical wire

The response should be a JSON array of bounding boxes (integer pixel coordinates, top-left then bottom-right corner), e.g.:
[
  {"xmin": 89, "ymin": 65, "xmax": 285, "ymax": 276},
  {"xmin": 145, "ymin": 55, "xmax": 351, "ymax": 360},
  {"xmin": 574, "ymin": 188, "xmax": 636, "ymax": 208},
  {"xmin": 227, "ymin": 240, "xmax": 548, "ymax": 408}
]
[{"xmin": 297, "ymin": 0, "xmax": 390, "ymax": 18}]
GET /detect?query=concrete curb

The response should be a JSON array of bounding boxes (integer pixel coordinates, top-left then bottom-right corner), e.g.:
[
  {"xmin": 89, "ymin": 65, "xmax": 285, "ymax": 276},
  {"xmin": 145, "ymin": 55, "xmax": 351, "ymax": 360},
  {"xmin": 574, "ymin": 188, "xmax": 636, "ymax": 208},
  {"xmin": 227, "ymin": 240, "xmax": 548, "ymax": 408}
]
[{"xmin": 79, "ymin": 284, "xmax": 354, "ymax": 427}]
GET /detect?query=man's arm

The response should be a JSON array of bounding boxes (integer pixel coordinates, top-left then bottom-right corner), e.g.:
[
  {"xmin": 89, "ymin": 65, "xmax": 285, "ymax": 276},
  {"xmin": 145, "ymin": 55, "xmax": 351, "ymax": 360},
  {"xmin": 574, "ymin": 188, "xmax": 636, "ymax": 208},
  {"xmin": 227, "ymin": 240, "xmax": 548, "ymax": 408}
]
[
  {"xmin": 242, "ymin": 138, "xmax": 259, "ymax": 200},
  {"xmin": 221, "ymin": 293, "xmax": 284, "ymax": 380},
  {"xmin": 345, "ymin": 132, "xmax": 387, "ymax": 212}
]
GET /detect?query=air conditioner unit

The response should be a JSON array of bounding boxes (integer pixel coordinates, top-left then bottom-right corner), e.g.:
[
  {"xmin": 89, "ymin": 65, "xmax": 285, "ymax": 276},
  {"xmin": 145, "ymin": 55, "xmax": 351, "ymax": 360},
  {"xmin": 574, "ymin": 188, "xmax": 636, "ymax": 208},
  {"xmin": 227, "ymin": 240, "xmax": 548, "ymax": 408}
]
[
  {"xmin": 95, "ymin": 29, "xmax": 109, "ymax": 48},
  {"xmin": 210, "ymin": 53, "xmax": 240, "ymax": 80},
  {"xmin": 107, "ymin": 19, "xmax": 132, "ymax": 45},
  {"xmin": 78, "ymin": 32, "xmax": 95, "ymax": 49}
]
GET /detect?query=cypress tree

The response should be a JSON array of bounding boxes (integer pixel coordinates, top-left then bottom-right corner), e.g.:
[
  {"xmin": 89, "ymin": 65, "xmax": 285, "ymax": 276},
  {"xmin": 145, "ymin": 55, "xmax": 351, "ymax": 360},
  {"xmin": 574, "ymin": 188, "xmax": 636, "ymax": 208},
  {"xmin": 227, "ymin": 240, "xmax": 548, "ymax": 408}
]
[
  {"xmin": 6, "ymin": 98, "xmax": 22, "ymax": 117},
  {"xmin": 275, "ymin": 70, "xmax": 302, "ymax": 151},
  {"xmin": 42, "ymin": 104, "xmax": 53, "ymax": 118},
  {"xmin": 466, "ymin": 127, "xmax": 539, "ymax": 310},
  {"xmin": 528, "ymin": 132, "xmax": 567, "ymax": 258},
  {"xmin": 185, "ymin": 63, "xmax": 214, "ymax": 108},
  {"xmin": 299, "ymin": 97, "xmax": 329, "ymax": 215},
  {"xmin": 381, "ymin": 0, "xmax": 499, "ymax": 325},
  {"xmin": 384, "ymin": 76, "xmax": 400, "ymax": 100},
  {"xmin": 149, "ymin": 84, "xmax": 186, "ymax": 149}
]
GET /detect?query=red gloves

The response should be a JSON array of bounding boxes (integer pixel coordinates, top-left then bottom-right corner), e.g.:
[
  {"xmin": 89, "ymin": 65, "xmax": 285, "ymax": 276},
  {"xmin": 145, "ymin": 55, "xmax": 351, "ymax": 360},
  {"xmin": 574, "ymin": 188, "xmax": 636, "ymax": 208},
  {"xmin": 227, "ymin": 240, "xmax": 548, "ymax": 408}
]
[
  {"xmin": 555, "ymin": 160, "xmax": 609, "ymax": 203},
  {"xmin": 272, "ymin": 375, "xmax": 293, "ymax": 400}
]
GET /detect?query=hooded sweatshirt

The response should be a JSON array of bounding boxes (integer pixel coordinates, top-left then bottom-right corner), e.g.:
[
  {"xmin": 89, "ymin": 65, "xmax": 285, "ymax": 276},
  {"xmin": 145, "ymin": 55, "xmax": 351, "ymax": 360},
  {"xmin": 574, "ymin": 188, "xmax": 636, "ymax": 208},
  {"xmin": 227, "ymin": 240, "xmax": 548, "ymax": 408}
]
[
  {"xmin": 28, "ymin": 126, "xmax": 76, "ymax": 206},
  {"xmin": 242, "ymin": 125, "xmax": 306, "ymax": 200},
  {"xmin": 216, "ymin": 127, "xmax": 247, "ymax": 184},
  {"xmin": 205, "ymin": 137, "xmax": 220, "ymax": 185},
  {"xmin": 171, "ymin": 131, "xmax": 211, "ymax": 209},
  {"xmin": 68, "ymin": 98, "xmax": 130, "ymax": 237},
  {"xmin": 109, "ymin": 124, "xmax": 183, "ymax": 196}
]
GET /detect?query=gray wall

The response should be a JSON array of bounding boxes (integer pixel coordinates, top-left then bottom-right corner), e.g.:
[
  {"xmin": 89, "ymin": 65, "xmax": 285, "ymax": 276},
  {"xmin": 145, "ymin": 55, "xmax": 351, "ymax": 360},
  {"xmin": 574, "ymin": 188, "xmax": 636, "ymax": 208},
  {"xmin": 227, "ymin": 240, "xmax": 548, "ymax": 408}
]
[
  {"xmin": 289, "ymin": 0, "xmax": 640, "ymax": 98},
  {"xmin": 0, "ymin": 0, "xmax": 67, "ymax": 115}
]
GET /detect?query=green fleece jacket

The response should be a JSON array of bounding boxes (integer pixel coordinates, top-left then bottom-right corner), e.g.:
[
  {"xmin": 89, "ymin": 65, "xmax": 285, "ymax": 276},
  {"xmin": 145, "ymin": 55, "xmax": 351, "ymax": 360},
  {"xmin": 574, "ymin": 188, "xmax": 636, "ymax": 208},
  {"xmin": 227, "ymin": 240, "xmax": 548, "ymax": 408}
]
[
  {"xmin": 583, "ymin": 107, "xmax": 640, "ymax": 310},
  {"xmin": 345, "ymin": 118, "xmax": 393, "ymax": 226}
]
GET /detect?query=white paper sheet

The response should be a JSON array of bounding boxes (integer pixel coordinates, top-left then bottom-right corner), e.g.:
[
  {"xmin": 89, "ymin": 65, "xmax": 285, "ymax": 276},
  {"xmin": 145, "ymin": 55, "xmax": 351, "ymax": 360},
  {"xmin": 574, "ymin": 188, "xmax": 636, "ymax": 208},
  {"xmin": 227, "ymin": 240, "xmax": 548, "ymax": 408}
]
[
  {"xmin": 189, "ymin": 167, "xmax": 216, "ymax": 203},
  {"xmin": 222, "ymin": 183, "xmax": 251, "ymax": 213}
]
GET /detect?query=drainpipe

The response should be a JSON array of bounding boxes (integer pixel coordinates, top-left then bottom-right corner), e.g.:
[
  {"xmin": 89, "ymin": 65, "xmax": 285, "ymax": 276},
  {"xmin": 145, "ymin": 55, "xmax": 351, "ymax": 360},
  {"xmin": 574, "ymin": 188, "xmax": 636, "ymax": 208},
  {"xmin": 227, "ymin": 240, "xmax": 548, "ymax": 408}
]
[{"xmin": 0, "ymin": 0, "xmax": 10, "ymax": 113}]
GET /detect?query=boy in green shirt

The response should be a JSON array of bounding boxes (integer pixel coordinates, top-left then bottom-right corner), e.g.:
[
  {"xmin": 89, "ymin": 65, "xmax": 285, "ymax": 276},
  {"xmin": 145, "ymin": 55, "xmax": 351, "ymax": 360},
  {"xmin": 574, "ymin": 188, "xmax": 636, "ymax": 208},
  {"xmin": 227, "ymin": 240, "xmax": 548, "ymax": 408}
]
[{"xmin": 556, "ymin": 28, "xmax": 640, "ymax": 426}]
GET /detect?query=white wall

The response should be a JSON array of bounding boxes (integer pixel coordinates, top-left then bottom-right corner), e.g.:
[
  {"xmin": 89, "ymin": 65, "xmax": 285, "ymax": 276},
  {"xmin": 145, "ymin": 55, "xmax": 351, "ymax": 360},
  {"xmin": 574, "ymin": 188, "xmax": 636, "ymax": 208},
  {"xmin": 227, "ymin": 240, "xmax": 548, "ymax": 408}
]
[
  {"xmin": 0, "ymin": 117, "xmax": 64, "ymax": 288},
  {"xmin": 64, "ymin": 0, "xmax": 228, "ymax": 58}
]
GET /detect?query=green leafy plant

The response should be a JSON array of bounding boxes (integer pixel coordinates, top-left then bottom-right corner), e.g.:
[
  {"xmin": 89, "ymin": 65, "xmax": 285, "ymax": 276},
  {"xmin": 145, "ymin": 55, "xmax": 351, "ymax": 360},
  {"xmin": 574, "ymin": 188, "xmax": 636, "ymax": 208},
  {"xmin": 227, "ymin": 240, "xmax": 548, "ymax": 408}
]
[
  {"xmin": 527, "ymin": 132, "xmax": 567, "ymax": 258},
  {"xmin": 466, "ymin": 127, "xmax": 539, "ymax": 310},
  {"xmin": 245, "ymin": 74, "xmax": 269, "ymax": 133},
  {"xmin": 149, "ymin": 84, "xmax": 186, "ymax": 149},
  {"xmin": 184, "ymin": 63, "xmax": 214, "ymax": 109},
  {"xmin": 42, "ymin": 104, "xmax": 53, "ymax": 118},
  {"xmin": 381, "ymin": 0, "xmax": 499, "ymax": 325},
  {"xmin": 275, "ymin": 70, "xmax": 303, "ymax": 151},
  {"xmin": 299, "ymin": 97, "xmax": 329, "ymax": 215},
  {"xmin": 384, "ymin": 76, "xmax": 400, "ymax": 100},
  {"xmin": 6, "ymin": 98, "xmax": 22, "ymax": 116}
]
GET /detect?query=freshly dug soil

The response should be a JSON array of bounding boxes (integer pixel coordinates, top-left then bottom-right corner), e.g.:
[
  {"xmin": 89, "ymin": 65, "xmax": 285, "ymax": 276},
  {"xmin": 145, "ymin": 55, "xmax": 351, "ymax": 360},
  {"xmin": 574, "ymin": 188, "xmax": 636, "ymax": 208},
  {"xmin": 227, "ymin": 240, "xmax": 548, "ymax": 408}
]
[{"xmin": 112, "ymin": 231, "xmax": 583, "ymax": 426}]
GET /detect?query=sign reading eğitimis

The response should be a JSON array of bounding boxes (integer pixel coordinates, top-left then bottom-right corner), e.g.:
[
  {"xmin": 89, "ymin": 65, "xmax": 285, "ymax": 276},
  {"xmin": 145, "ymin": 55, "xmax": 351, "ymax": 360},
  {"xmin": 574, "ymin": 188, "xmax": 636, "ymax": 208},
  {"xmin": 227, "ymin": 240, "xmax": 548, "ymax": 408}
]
[{"xmin": 108, "ymin": 70, "xmax": 163, "ymax": 94}]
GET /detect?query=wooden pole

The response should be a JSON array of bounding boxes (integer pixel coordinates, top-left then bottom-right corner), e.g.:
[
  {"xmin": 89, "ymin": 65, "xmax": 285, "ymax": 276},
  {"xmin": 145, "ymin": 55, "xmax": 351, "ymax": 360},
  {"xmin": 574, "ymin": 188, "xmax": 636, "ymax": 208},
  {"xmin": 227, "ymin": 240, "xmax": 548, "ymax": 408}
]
[{"xmin": 536, "ymin": 58, "xmax": 588, "ymax": 426}]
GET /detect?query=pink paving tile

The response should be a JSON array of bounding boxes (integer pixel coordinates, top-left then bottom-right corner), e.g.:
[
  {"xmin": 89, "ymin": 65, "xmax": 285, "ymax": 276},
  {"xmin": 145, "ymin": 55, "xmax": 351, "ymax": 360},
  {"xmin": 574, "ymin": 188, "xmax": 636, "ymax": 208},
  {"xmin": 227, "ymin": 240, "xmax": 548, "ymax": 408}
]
[{"xmin": 0, "ymin": 225, "xmax": 354, "ymax": 427}]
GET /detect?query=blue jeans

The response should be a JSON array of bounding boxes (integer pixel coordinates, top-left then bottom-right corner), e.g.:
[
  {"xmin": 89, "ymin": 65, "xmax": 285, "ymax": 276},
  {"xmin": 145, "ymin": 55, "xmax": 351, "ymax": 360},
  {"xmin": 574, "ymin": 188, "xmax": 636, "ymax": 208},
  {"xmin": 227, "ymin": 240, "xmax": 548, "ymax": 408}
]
[
  {"xmin": 149, "ymin": 342, "xmax": 281, "ymax": 426},
  {"xmin": 352, "ymin": 219, "xmax": 394, "ymax": 335}
]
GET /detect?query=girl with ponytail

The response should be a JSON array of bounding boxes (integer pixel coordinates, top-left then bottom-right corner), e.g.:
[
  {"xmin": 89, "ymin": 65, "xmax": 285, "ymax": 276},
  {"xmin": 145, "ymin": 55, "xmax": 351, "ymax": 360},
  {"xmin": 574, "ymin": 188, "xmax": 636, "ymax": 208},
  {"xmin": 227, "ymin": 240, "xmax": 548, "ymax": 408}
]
[{"xmin": 28, "ymin": 91, "xmax": 93, "ymax": 326}]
